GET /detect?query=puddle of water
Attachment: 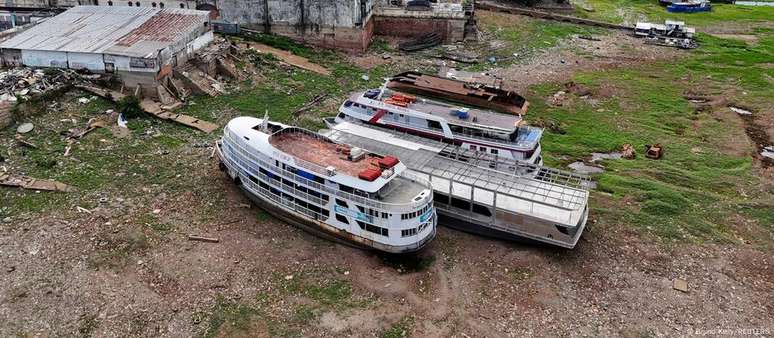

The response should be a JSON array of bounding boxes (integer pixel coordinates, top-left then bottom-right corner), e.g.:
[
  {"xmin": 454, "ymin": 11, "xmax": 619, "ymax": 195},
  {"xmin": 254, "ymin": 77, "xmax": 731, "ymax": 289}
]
[
  {"xmin": 730, "ymin": 106, "xmax": 753, "ymax": 116},
  {"xmin": 736, "ymin": 1, "xmax": 774, "ymax": 6},
  {"xmin": 591, "ymin": 152, "xmax": 623, "ymax": 162},
  {"xmin": 568, "ymin": 161, "xmax": 605, "ymax": 174}
]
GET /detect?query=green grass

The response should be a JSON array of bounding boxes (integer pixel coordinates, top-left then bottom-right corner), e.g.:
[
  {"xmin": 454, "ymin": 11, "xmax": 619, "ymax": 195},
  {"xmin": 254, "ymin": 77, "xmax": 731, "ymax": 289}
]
[
  {"xmin": 473, "ymin": 11, "xmax": 604, "ymax": 69},
  {"xmin": 576, "ymin": 0, "xmax": 774, "ymax": 27},
  {"xmin": 381, "ymin": 316, "xmax": 415, "ymax": 338},
  {"xmin": 525, "ymin": 27, "xmax": 774, "ymax": 244},
  {"xmin": 201, "ymin": 296, "xmax": 262, "ymax": 338},
  {"xmin": 185, "ymin": 35, "xmax": 394, "ymax": 130}
]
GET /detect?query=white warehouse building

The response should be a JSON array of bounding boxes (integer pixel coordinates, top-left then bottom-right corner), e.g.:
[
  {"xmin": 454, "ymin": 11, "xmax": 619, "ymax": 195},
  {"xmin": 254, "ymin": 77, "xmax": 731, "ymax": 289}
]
[{"xmin": 0, "ymin": 6, "xmax": 213, "ymax": 91}]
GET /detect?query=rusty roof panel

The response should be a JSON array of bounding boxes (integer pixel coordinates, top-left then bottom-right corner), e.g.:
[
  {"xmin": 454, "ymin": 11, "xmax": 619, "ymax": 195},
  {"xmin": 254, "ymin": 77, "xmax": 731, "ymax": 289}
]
[{"xmin": 0, "ymin": 6, "xmax": 209, "ymax": 58}]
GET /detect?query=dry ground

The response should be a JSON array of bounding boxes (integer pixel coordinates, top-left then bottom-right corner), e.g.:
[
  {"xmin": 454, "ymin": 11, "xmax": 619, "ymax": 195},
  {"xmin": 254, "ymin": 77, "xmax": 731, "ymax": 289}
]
[{"xmin": 2, "ymin": 9, "xmax": 773, "ymax": 338}]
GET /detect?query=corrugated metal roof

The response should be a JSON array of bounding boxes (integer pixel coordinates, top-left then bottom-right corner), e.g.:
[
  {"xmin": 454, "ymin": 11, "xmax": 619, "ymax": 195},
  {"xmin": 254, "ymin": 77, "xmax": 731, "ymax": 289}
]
[{"xmin": 0, "ymin": 6, "xmax": 209, "ymax": 58}]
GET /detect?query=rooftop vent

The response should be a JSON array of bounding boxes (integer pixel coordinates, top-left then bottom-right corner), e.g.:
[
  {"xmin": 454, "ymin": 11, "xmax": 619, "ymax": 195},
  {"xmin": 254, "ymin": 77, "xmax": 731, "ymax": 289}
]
[
  {"xmin": 326, "ymin": 166, "xmax": 337, "ymax": 176},
  {"xmin": 349, "ymin": 147, "xmax": 365, "ymax": 161}
]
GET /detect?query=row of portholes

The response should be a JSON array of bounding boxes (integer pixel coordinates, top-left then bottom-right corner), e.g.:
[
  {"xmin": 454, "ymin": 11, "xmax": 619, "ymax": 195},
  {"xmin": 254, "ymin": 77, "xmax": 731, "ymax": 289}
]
[{"xmin": 106, "ymin": 1, "xmax": 186, "ymax": 8}]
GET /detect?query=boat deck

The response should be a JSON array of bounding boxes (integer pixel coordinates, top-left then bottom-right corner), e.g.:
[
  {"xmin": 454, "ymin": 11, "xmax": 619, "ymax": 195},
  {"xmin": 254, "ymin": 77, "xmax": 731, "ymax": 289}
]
[
  {"xmin": 378, "ymin": 176, "xmax": 429, "ymax": 204},
  {"xmin": 355, "ymin": 90, "xmax": 522, "ymax": 130},
  {"xmin": 270, "ymin": 130, "xmax": 380, "ymax": 177},
  {"xmin": 323, "ymin": 121, "xmax": 591, "ymax": 227}
]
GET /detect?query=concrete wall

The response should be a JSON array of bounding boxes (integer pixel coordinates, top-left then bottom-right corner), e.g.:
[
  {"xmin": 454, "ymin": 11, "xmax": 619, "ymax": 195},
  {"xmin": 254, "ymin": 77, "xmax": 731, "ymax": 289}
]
[
  {"xmin": 21, "ymin": 49, "xmax": 67, "ymax": 68},
  {"xmin": 68, "ymin": 52, "xmax": 105, "ymax": 71},
  {"xmin": 216, "ymin": 0, "xmax": 374, "ymax": 52},
  {"xmin": 218, "ymin": 0, "xmax": 372, "ymax": 29}
]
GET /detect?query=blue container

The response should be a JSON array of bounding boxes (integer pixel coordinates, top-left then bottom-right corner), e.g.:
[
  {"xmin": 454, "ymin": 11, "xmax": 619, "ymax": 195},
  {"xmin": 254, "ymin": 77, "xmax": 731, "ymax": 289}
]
[
  {"xmin": 457, "ymin": 111, "xmax": 469, "ymax": 119},
  {"xmin": 667, "ymin": 2, "xmax": 711, "ymax": 12}
]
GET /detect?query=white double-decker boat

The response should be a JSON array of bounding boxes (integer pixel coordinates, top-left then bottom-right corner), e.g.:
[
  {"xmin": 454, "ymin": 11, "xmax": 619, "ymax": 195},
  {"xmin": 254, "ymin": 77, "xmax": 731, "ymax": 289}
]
[
  {"xmin": 216, "ymin": 116, "xmax": 437, "ymax": 253},
  {"xmin": 336, "ymin": 85, "xmax": 544, "ymax": 165}
]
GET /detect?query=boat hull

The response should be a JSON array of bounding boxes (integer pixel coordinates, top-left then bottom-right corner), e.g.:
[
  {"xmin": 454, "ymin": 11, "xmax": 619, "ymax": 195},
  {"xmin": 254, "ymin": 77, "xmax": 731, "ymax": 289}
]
[
  {"xmin": 436, "ymin": 206, "xmax": 588, "ymax": 249},
  {"xmin": 216, "ymin": 142, "xmax": 435, "ymax": 254}
]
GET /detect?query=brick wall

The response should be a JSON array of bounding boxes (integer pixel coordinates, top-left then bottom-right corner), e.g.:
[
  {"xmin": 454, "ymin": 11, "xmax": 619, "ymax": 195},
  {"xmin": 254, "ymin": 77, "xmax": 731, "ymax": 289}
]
[{"xmin": 373, "ymin": 16, "xmax": 466, "ymax": 42}]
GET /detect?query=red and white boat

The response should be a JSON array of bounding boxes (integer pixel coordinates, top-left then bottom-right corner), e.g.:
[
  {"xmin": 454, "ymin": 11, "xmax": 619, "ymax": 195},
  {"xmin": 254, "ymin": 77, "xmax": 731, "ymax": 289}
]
[{"xmin": 336, "ymin": 86, "xmax": 543, "ymax": 164}]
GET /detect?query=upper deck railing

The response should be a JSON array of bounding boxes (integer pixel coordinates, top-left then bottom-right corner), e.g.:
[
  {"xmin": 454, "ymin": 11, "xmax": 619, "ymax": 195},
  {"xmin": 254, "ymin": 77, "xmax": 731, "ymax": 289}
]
[{"xmin": 222, "ymin": 128, "xmax": 433, "ymax": 213}]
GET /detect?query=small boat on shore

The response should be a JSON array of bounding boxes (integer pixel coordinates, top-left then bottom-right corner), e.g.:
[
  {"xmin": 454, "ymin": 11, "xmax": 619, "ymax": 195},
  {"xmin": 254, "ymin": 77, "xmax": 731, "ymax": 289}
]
[{"xmin": 216, "ymin": 116, "xmax": 437, "ymax": 253}]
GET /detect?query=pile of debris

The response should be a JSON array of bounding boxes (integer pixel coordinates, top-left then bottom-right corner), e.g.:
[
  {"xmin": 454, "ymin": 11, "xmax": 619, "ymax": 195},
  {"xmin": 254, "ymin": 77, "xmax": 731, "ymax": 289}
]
[
  {"xmin": 634, "ymin": 20, "xmax": 697, "ymax": 49},
  {"xmin": 1, "ymin": 68, "xmax": 92, "ymax": 129},
  {"xmin": 0, "ymin": 68, "xmax": 78, "ymax": 104}
]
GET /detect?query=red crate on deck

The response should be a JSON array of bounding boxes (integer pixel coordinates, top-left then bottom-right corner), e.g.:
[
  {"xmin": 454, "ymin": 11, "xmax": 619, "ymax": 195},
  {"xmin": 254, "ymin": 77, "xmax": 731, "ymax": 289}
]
[
  {"xmin": 358, "ymin": 168, "xmax": 382, "ymax": 181},
  {"xmin": 378, "ymin": 156, "xmax": 399, "ymax": 169}
]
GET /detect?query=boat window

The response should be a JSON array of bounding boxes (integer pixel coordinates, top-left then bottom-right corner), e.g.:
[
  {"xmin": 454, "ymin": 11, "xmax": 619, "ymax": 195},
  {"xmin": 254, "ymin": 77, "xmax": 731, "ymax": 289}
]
[
  {"xmin": 470, "ymin": 145, "xmax": 477, "ymax": 151},
  {"xmin": 491, "ymin": 149, "xmax": 498, "ymax": 155},
  {"xmin": 401, "ymin": 229, "xmax": 417, "ymax": 237},
  {"xmin": 357, "ymin": 221, "xmax": 389, "ymax": 237},
  {"xmin": 335, "ymin": 199, "xmax": 348, "ymax": 207},
  {"xmin": 338, "ymin": 112, "xmax": 345, "ymax": 119},
  {"xmin": 336, "ymin": 214, "xmax": 349, "ymax": 224},
  {"xmin": 480, "ymin": 147, "xmax": 487, "ymax": 153},
  {"xmin": 344, "ymin": 101, "xmax": 353, "ymax": 108},
  {"xmin": 427, "ymin": 120, "xmax": 442, "ymax": 130}
]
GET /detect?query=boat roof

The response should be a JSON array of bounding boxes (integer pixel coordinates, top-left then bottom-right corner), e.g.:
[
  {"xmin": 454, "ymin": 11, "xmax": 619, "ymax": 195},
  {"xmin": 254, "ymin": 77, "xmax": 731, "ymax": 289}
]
[
  {"xmin": 269, "ymin": 130, "xmax": 383, "ymax": 178},
  {"xmin": 225, "ymin": 117, "xmax": 407, "ymax": 193},
  {"xmin": 351, "ymin": 90, "xmax": 522, "ymax": 132}
]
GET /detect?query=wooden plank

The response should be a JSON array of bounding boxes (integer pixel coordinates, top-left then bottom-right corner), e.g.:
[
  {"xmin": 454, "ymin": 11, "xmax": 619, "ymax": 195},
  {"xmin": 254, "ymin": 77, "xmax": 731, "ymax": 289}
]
[{"xmin": 0, "ymin": 174, "xmax": 76, "ymax": 192}]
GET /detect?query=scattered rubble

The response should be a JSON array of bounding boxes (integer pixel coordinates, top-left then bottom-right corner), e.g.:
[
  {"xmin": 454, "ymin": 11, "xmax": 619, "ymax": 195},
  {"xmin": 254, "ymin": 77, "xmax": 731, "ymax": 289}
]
[
  {"xmin": 672, "ymin": 278, "xmax": 689, "ymax": 293},
  {"xmin": 621, "ymin": 143, "xmax": 636, "ymax": 159},
  {"xmin": 439, "ymin": 67, "xmax": 503, "ymax": 88},
  {"xmin": 635, "ymin": 20, "xmax": 697, "ymax": 49},
  {"xmin": 77, "ymin": 85, "xmax": 218, "ymax": 133},
  {"xmin": 0, "ymin": 173, "xmax": 76, "ymax": 192},
  {"xmin": 683, "ymin": 94, "xmax": 728, "ymax": 112},
  {"xmin": 730, "ymin": 106, "xmax": 753, "ymax": 116},
  {"xmin": 16, "ymin": 123, "xmax": 33, "ymax": 134},
  {"xmin": 0, "ymin": 68, "xmax": 78, "ymax": 105},
  {"xmin": 645, "ymin": 144, "xmax": 664, "ymax": 159}
]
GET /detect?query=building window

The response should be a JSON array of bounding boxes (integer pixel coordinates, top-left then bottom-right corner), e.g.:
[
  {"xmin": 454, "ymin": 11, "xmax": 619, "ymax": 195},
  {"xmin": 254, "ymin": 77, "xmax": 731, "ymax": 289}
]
[
  {"xmin": 179, "ymin": 3, "xmax": 184, "ymax": 8},
  {"xmin": 107, "ymin": 0, "xmax": 113, "ymax": 5},
  {"xmin": 470, "ymin": 145, "xmax": 477, "ymax": 151},
  {"xmin": 491, "ymin": 149, "xmax": 498, "ymax": 155},
  {"xmin": 159, "ymin": 2, "xmax": 164, "ymax": 7},
  {"xmin": 127, "ymin": 1, "xmax": 132, "ymax": 5},
  {"xmin": 151, "ymin": 2, "xmax": 156, "ymax": 6},
  {"xmin": 135, "ymin": 1, "xmax": 140, "ymax": 5}
]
